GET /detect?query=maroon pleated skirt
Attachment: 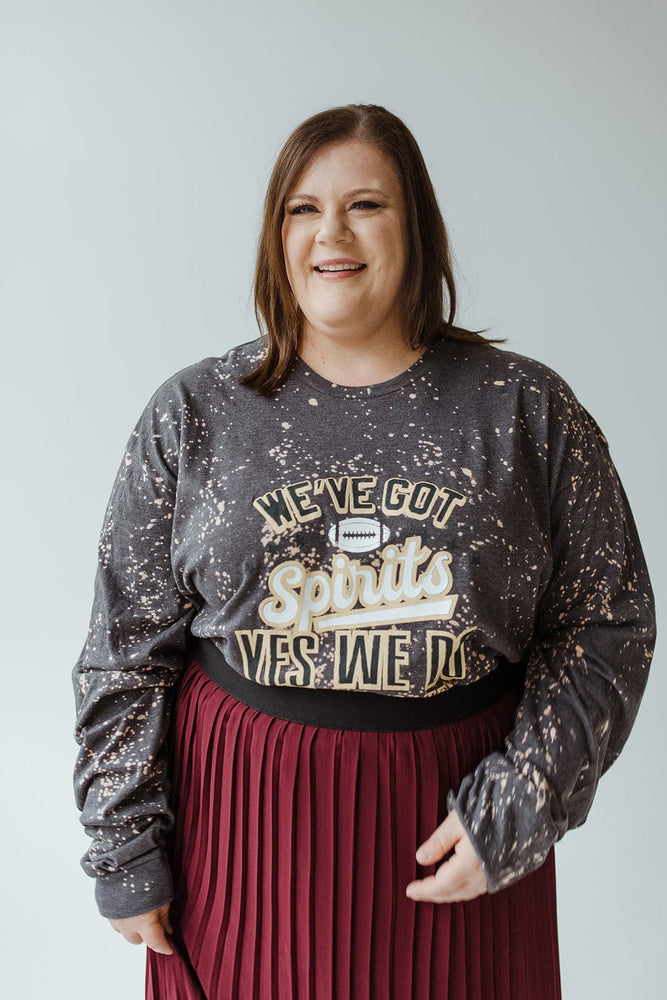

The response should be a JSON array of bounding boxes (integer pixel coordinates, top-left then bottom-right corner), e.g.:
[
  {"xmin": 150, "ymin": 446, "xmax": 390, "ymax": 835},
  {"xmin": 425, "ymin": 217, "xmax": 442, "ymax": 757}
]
[{"xmin": 146, "ymin": 657, "xmax": 561, "ymax": 1000}]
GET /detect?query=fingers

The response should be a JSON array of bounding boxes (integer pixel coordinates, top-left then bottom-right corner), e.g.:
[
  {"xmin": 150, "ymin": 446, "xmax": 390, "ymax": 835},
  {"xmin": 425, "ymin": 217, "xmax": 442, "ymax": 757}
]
[
  {"xmin": 162, "ymin": 907, "xmax": 174, "ymax": 937},
  {"xmin": 141, "ymin": 915, "xmax": 174, "ymax": 956},
  {"xmin": 415, "ymin": 810, "xmax": 462, "ymax": 865},
  {"xmin": 113, "ymin": 925, "xmax": 144, "ymax": 945},
  {"xmin": 406, "ymin": 811, "xmax": 488, "ymax": 904},
  {"xmin": 109, "ymin": 903, "xmax": 174, "ymax": 955}
]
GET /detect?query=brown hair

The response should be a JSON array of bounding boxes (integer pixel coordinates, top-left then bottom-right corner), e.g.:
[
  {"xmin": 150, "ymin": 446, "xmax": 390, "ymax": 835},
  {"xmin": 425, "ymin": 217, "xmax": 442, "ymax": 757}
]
[{"xmin": 241, "ymin": 103, "xmax": 499, "ymax": 394}]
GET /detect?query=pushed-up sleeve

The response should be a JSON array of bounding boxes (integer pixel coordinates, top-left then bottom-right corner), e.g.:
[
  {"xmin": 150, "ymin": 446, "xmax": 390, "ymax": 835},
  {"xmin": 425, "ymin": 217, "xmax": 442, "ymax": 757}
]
[
  {"xmin": 448, "ymin": 398, "xmax": 656, "ymax": 893},
  {"xmin": 73, "ymin": 387, "xmax": 198, "ymax": 919}
]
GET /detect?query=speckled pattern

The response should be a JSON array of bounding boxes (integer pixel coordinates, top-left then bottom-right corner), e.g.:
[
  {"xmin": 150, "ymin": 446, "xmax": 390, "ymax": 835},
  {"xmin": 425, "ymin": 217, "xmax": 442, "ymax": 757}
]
[{"xmin": 73, "ymin": 336, "xmax": 655, "ymax": 915}]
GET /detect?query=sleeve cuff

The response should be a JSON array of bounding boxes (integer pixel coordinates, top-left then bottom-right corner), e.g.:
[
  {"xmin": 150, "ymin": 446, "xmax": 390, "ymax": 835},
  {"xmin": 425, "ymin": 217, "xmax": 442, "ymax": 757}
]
[
  {"xmin": 447, "ymin": 751, "xmax": 561, "ymax": 893},
  {"xmin": 94, "ymin": 850, "xmax": 174, "ymax": 920}
]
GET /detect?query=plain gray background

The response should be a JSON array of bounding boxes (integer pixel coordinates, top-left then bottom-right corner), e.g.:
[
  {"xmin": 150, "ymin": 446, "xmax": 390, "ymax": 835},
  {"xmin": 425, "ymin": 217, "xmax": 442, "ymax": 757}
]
[{"xmin": 2, "ymin": 1, "xmax": 665, "ymax": 997}]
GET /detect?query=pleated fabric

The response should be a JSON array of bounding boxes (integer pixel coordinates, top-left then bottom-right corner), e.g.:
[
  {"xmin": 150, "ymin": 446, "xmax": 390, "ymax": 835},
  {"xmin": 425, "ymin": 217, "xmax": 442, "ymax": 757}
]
[{"xmin": 146, "ymin": 658, "xmax": 561, "ymax": 1000}]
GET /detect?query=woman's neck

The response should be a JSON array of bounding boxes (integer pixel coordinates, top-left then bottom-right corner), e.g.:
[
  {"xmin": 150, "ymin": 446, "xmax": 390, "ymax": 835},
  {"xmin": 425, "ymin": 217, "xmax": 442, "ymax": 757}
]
[{"xmin": 298, "ymin": 330, "xmax": 425, "ymax": 387}]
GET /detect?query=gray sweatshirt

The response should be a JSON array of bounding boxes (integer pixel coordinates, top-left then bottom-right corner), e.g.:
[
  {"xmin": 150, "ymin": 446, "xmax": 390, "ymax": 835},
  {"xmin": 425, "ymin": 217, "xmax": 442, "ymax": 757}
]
[{"xmin": 73, "ymin": 336, "xmax": 655, "ymax": 918}]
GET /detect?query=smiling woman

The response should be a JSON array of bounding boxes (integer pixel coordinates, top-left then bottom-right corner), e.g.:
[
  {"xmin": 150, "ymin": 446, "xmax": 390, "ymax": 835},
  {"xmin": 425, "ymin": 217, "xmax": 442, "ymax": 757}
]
[
  {"xmin": 73, "ymin": 104, "xmax": 655, "ymax": 1000},
  {"xmin": 281, "ymin": 141, "xmax": 413, "ymax": 382},
  {"xmin": 245, "ymin": 103, "xmax": 497, "ymax": 396}
]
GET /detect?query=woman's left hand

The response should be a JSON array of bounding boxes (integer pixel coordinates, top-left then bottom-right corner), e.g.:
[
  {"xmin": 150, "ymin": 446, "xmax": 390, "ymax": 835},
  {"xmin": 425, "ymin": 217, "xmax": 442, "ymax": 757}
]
[{"xmin": 405, "ymin": 810, "xmax": 488, "ymax": 903}]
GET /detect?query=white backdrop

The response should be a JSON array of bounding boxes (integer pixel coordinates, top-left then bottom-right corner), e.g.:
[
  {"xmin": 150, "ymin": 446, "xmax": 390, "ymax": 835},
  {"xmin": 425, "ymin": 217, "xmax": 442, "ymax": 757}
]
[{"xmin": 2, "ymin": 1, "xmax": 665, "ymax": 997}]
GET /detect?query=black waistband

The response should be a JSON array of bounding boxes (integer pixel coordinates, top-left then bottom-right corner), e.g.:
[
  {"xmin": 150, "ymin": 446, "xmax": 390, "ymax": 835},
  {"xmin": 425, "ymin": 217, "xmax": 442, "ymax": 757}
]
[{"xmin": 188, "ymin": 636, "xmax": 525, "ymax": 732}]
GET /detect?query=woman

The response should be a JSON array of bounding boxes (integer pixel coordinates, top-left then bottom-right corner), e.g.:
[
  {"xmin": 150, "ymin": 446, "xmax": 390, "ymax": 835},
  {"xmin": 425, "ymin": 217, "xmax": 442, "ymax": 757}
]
[{"xmin": 74, "ymin": 104, "xmax": 655, "ymax": 999}]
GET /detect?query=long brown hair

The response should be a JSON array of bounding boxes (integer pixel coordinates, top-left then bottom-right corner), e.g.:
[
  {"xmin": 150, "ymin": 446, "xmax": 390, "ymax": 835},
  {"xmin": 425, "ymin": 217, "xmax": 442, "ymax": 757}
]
[{"xmin": 241, "ymin": 104, "xmax": 499, "ymax": 395}]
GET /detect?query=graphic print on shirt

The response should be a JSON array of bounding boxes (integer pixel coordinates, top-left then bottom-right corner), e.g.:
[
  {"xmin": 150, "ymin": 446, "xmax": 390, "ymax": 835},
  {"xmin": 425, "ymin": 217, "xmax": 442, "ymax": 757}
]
[{"xmin": 235, "ymin": 473, "xmax": 476, "ymax": 695}]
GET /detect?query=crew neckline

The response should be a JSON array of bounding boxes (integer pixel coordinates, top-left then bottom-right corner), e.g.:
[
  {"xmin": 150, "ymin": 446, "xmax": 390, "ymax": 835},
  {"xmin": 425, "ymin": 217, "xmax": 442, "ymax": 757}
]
[{"xmin": 292, "ymin": 342, "xmax": 441, "ymax": 399}]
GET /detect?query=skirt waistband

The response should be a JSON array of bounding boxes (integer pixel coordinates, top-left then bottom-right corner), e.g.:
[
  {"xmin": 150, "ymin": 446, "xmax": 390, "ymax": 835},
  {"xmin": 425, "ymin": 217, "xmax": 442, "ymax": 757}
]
[{"xmin": 188, "ymin": 636, "xmax": 526, "ymax": 732}]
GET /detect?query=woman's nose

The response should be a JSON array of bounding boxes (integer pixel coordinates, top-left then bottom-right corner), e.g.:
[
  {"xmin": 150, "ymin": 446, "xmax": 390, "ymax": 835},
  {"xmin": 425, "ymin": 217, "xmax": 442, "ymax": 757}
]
[{"xmin": 316, "ymin": 210, "xmax": 352, "ymax": 244}]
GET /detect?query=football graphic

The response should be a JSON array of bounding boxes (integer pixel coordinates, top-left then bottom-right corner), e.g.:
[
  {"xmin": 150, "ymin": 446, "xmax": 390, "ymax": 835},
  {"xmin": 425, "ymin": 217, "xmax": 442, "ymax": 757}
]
[{"xmin": 328, "ymin": 517, "xmax": 391, "ymax": 553}]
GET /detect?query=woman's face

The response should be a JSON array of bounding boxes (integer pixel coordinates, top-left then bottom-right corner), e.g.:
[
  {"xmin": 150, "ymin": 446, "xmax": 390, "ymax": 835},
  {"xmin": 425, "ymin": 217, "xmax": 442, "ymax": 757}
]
[{"xmin": 281, "ymin": 140, "xmax": 409, "ymax": 352}]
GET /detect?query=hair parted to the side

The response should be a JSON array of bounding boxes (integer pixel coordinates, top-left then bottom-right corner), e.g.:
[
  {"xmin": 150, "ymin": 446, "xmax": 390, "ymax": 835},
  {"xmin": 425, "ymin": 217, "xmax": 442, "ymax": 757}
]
[{"xmin": 240, "ymin": 103, "xmax": 501, "ymax": 395}]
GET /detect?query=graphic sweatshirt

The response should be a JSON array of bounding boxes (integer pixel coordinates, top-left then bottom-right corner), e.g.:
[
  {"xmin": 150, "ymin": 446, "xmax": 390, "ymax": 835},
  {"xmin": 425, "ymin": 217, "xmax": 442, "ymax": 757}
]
[{"xmin": 73, "ymin": 336, "xmax": 655, "ymax": 919}]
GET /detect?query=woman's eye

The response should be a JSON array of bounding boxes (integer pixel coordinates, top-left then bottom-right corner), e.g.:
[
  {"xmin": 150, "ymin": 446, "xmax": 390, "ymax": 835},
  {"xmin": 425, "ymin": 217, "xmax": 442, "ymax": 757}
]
[
  {"xmin": 288, "ymin": 203, "xmax": 317, "ymax": 215},
  {"xmin": 351, "ymin": 200, "xmax": 380, "ymax": 211}
]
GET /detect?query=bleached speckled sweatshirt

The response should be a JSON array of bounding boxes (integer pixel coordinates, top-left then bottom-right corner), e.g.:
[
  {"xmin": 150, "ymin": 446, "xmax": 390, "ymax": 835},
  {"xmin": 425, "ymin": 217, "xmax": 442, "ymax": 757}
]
[{"xmin": 73, "ymin": 336, "xmax": 655, "ymax": 918}]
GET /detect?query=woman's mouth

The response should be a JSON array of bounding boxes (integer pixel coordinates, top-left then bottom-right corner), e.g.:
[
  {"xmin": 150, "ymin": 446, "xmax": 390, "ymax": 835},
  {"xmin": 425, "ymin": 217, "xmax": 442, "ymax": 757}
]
[{"xmin": 313, "ymin": 259, "xmax": 366, "ymax": 276}]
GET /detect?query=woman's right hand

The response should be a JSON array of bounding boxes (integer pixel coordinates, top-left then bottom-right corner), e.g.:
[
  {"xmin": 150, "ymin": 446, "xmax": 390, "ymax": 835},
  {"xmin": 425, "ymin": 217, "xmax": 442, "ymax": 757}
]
[{"xmin": 109, "ymin": 902, "xmax": 174, "ymax": 955}]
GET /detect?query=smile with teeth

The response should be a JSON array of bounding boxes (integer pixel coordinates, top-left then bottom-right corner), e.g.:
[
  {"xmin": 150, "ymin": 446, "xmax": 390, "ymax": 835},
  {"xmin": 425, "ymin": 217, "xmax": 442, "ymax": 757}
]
[{"xmin": 314, "ymin": 263, "xmax": 366, "ymax": 272}]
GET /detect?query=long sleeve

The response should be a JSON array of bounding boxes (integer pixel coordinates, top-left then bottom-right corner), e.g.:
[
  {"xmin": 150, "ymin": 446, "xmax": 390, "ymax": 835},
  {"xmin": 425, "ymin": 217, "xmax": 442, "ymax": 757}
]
[
  {"xmin": 73, "ymin": 386, "xmax": 198, "ymax": 919},
  {"xmin": 448, "ymin": 402, "xmax": 656, "ymax": 892}
]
